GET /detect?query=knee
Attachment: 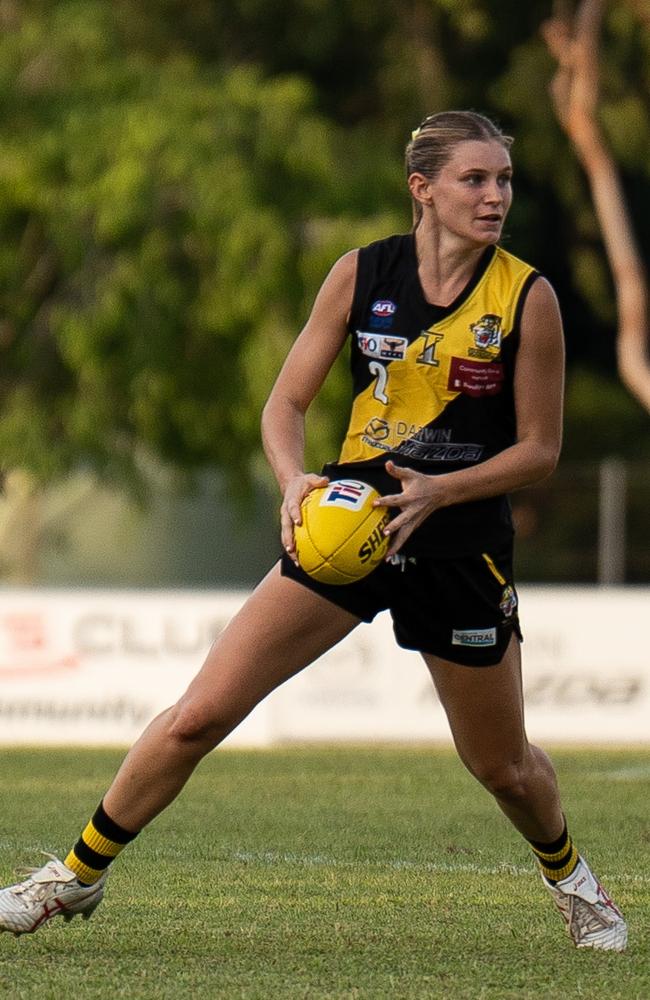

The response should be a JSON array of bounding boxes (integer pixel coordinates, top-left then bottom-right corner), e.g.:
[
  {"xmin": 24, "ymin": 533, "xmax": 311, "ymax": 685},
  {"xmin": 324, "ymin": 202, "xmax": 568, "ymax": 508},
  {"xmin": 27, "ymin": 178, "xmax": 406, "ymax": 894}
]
[
  {"xmin": 467, "ymin": 757, "xmax": 529, "ymax": 803},
  {"xmin": 165, "ymin": 699, "xmax": 237, "ymax": 752}
]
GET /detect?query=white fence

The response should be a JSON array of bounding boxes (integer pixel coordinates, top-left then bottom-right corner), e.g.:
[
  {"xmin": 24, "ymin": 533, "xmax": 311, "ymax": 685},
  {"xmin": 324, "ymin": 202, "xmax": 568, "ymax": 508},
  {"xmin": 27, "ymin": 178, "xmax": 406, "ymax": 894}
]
[{"xmin": 0, "ymin": 587, "xmax": 647, "ymax": 746}]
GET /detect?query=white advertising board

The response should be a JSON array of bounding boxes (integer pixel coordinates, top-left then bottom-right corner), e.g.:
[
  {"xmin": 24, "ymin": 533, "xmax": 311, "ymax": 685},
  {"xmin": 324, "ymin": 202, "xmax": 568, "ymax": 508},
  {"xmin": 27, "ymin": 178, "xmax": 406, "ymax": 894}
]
[{"xmin": 0, "ymin": 587, "xmax": 647, "ymax": 746}]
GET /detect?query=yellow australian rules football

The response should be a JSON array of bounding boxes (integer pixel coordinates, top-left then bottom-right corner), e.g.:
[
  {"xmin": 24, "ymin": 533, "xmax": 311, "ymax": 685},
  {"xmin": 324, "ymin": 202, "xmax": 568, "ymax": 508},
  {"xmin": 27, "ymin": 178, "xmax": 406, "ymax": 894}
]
[{"xmin": 294, "ymin": 479, "xmax": 390, "ymax": 585}]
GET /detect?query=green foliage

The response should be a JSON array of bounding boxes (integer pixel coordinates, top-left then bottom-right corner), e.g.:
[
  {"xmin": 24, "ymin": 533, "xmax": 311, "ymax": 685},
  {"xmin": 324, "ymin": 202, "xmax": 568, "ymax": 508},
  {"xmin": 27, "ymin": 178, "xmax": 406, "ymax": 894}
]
[
  {"xmin": 563, "ymin": 368, "xmax": 650, "ymax": 461},
  {"xmin": 0, "ymin": 2, "xmax": 395, "ymax": 489}
]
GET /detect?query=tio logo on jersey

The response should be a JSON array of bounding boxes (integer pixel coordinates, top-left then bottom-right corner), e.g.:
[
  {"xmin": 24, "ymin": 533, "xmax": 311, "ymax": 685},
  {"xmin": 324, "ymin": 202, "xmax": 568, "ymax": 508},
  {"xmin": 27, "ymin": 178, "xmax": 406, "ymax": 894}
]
[{"xmin": 357, "ymin": 331, "xmax": 408, "ymax": 361}]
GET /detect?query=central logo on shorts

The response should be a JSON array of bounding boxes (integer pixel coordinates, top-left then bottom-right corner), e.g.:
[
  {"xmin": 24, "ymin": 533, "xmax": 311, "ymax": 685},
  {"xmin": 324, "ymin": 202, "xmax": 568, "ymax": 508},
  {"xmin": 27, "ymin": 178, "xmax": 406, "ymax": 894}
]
[{"xmin": 451, "ymin": 627, "xmax": 497, "ymax": 647}]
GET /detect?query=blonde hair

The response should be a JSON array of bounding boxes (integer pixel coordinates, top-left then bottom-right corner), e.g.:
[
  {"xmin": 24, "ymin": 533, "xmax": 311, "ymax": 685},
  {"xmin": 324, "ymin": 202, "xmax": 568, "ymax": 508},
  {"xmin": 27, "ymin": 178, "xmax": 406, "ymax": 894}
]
[{"xmin": 406, "ymin": 111, "xmax": 513, "ymax": 226}]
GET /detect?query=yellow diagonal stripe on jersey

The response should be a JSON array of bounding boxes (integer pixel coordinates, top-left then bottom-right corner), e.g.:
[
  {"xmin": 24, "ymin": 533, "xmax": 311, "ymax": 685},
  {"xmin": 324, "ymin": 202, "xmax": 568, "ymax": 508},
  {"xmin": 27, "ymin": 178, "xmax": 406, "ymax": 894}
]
[
  {"xmin": 339, "ymin": 331, "xmax": 460, "ymax": 462},
  {"xmin": 339, "ymin": 247, "xmax": 535, "ymax": 466}
]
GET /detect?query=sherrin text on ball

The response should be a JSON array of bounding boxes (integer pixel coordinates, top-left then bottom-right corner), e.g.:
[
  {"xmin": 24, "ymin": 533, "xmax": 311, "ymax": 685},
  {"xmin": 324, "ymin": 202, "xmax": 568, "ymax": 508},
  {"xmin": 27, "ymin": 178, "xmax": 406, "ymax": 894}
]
[{"xmin": 294, "ymin": 479, "xmax": 390, "ymax": 585}]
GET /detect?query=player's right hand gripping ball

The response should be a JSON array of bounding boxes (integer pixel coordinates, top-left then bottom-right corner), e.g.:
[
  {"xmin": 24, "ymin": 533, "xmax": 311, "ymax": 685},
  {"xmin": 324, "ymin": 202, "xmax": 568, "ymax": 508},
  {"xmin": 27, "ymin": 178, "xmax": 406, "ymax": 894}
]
[{"xmin": 294, "ymin": 479, "xmax": 390, "ymax": 585}]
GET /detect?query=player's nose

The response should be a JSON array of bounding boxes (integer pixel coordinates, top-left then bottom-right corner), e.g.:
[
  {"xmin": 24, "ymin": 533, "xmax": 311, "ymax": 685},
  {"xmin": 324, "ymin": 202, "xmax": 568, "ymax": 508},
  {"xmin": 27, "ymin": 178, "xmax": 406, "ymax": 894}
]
[{"xmin": 483, "ymin": 180, "xmax": 503, "ymax": 204}]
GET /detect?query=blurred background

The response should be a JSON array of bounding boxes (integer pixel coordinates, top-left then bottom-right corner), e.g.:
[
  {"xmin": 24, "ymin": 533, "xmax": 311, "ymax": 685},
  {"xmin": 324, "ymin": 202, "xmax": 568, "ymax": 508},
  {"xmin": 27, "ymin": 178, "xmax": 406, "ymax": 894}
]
[{"xmin": 0, "ymin": 0, "xmax": 648, "ymax": 589}]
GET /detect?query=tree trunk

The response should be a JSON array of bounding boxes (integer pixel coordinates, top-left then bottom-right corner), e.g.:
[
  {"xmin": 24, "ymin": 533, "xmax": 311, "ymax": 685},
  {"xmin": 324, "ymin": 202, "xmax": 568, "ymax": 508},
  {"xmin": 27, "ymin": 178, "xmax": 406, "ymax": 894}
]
[
  {"xmin": 542, "ymin": 0, "xmax": 650, "ymax": 412},
  {"xmin": 0, "ymin": 470, "xmax": 43, "ymax": 584}
]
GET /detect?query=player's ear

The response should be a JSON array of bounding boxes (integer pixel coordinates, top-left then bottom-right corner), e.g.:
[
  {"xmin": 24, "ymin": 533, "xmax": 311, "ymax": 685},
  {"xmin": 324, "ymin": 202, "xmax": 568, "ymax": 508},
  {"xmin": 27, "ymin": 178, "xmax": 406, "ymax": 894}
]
[{"xmin": 407, "ymin": 172, "xmax": 433, "ymax": 208}]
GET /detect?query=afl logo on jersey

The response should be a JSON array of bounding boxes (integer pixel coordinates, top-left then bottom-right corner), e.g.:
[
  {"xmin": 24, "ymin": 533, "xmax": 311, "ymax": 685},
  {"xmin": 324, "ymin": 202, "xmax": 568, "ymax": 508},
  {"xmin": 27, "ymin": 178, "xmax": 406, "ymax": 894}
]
[{"xmin": 371, "ymin": 300, "xmax": 397, "ymax": 317}]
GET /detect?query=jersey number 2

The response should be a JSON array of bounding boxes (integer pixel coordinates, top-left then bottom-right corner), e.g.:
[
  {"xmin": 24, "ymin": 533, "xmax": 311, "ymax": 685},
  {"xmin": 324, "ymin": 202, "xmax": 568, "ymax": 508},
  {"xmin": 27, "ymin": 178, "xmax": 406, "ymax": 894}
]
[{"xmin": 369, "ymin": 361, "xmax": 388, "ymax": 404}]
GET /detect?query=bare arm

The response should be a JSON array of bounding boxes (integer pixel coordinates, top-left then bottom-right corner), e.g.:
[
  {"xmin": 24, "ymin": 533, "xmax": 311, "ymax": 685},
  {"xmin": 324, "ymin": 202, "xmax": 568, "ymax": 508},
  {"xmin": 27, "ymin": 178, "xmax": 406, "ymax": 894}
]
[
  {"xmin": 376, "ymin": 276, "xmax": 565, "ymax": 556},
  {"xmin": 261, "ymin": 249, "xmax": 358, "ymax": 555}
]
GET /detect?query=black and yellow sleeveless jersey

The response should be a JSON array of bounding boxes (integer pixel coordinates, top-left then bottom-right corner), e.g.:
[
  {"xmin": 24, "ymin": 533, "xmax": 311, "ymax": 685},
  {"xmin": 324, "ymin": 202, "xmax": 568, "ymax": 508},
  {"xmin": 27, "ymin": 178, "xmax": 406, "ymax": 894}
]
[{"xmin": 323, "ymin": 232, "xmax": 540, "ymax": 556}]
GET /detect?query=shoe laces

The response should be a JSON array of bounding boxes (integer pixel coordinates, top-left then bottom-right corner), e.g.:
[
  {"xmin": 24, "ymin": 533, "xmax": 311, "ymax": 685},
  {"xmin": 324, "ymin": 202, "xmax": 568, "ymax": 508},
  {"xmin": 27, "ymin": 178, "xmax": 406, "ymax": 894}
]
[
  {"xmin": 566, "ymin": 893, "xmax": 617, "ymax": 940},
  {"xmin": 10, "ymin": 852, "xmax": 73, "ymax": 903}
]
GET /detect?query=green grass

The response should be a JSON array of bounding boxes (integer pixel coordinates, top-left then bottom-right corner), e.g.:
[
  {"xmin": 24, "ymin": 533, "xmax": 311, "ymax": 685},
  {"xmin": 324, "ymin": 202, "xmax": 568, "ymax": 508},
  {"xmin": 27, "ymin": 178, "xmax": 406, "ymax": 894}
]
[{"xmin": 0, "ymin": 746, "xmax": 648, "ymax": 999}]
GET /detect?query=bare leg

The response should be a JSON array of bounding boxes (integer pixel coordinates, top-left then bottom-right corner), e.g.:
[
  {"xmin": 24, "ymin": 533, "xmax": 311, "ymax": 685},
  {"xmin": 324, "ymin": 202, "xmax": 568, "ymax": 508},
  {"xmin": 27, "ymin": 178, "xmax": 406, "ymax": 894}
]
[
  {"xmin": 423, "ymin": 634, "xmax": 564, "ymax": 842},
  {"xmin": 103, "ymin": 565, "xmax": 360, "ymax": 831}
]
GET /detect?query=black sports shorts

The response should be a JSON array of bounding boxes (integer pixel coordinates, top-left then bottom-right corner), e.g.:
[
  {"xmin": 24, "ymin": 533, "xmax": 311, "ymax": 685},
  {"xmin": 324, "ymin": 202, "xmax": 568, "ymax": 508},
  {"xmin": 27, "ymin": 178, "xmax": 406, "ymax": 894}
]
[{"xmin": 280, "ymin": 540, "xmax": 522, "ymax": 667}]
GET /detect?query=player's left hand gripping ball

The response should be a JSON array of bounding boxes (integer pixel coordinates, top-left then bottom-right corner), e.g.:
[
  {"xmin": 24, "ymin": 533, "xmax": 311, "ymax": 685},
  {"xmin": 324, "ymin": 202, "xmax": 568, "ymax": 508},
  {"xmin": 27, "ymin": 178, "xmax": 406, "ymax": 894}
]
[{"xmin": 294, "ymin": 480, "xmax": 390, "ymax": 585}]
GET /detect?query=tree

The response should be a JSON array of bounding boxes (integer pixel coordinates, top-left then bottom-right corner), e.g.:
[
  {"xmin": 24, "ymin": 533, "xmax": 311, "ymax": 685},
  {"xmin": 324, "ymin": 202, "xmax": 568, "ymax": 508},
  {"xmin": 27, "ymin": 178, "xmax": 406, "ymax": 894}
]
[
  {"xmin": 0, "ymin": 1, "xmax": 406, "ymax": 577},
  {"xmin": 1, "ymin": 0, "xmax": 648, "ymax": 583},
  {"xmin": 0, "ymin": 2, "xmax": 405, "ymax": 493},
  {"xmin": 543, "ymin": 0, "xmax": 650, "ymax": 412}
]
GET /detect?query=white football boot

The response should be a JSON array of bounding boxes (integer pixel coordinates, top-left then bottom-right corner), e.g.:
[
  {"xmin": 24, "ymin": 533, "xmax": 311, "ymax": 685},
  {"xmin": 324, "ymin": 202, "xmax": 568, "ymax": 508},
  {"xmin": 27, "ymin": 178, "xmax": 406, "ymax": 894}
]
[
  {"xmin": 0, "ymin": 853, "xmax": 106, "ymax": 936},
  {"xmin": 541, "ymin": 855, "xmax": 627, "ymax": 951}
]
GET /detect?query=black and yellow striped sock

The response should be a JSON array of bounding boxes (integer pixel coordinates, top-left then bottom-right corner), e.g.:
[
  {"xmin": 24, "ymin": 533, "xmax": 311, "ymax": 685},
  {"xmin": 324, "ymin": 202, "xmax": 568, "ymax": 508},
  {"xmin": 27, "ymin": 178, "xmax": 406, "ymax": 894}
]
[
  {"xmin": 529, "ymin": 824, "xmax": 579, "ymax": 884},
  {"xmin": 65, "ymin": 801, "xmax": 139, "ymax": 885}
]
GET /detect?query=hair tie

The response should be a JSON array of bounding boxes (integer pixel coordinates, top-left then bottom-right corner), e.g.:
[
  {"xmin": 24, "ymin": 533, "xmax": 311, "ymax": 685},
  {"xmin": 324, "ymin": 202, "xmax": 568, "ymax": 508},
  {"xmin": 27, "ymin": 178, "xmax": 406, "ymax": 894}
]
[{"xmin": 410, "ymin": 127, "xmax": 421, "ymax": 141}]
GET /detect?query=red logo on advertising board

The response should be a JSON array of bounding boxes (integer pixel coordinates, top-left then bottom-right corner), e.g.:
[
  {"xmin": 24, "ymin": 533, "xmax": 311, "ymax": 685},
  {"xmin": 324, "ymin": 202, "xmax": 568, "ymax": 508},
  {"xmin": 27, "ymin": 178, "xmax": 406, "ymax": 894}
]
[
  {"xmin": 448, "ymin": 357, "xmax": 504, "ymax": 397},
  {"xmin": 0, "ymin": 613, "xmax": 79, "ymax": 678}
]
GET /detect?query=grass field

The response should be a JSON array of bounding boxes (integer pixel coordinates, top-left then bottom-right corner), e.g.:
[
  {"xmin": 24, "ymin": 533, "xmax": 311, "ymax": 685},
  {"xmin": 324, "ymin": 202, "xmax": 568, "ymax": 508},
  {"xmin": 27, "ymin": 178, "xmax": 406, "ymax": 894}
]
[{"xmin": 0, "ymin": 746, "xmax": 648, "ymax": 999}]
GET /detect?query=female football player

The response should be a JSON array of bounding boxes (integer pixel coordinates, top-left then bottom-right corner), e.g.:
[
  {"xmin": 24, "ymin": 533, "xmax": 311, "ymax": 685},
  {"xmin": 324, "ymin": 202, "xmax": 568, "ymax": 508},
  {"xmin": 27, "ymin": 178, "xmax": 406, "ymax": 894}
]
[{"xmin": 0, "ymin": 111, "xmax": 626, "ymax": 951}]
